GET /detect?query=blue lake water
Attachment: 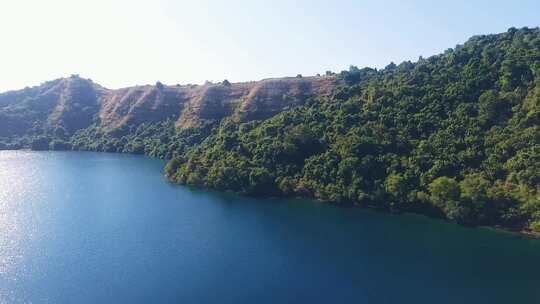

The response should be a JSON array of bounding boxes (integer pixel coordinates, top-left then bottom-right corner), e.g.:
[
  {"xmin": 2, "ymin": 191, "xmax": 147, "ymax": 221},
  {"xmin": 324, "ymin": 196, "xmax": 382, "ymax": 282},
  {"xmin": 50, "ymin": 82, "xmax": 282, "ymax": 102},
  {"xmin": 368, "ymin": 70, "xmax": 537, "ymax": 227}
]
[{"xmin": 1, "ymin": 151, "xmax": 539, "ymax": 303}]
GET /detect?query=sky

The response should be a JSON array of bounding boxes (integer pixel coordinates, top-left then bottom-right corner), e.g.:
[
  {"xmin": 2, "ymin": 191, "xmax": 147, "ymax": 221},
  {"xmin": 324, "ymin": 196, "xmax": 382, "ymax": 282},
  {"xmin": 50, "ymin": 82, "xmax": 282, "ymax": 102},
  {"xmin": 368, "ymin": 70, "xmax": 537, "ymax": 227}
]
[{"xmin": 0, "ymin": 0, "xmax": 539, "ymax": 92}]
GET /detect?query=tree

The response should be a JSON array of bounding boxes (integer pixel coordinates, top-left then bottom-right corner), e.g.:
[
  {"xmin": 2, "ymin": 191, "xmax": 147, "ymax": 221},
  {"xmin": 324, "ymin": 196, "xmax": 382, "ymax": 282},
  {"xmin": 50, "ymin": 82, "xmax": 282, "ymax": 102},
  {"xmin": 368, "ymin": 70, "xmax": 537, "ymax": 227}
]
[
  {"xmin": 428, "ymin": 177, "xmax": 472, "ymax": 223},
  {"xmin": 49, "ymin": 139, "xmax": 72, "ymax": 151},
  {"xmin": 384, "ymin": 173, "xmax": 411, "ymax": 207},
  {"xmin": 459, "ymin": 173, "xmax": 491, "ymax": 221},
  {"xmin": 460, "ymin": 174, "xmax": 490, "ymax": 203},
  {"xmin": 249, "ymin": 167, "xmax": 274, "ymax": 195},
  {"xmin": 478, "ymin": 90, "xmax": 511, "ymax": 126},
  {"xmin": 30, "ymin": 136, "xmax": 50, "ymax": 151},
  {"xmin": 164, "ymin": 157, "xmax": 183, "ymax": 178}
]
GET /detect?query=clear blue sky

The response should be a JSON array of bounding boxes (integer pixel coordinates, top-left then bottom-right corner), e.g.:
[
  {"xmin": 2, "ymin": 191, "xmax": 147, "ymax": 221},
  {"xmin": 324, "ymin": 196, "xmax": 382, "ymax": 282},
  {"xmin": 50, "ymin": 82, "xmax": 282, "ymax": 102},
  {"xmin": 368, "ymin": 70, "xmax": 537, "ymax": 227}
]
[{"xmin": 0, "ymin": 0, "xmax": 539, "ymax": 92}]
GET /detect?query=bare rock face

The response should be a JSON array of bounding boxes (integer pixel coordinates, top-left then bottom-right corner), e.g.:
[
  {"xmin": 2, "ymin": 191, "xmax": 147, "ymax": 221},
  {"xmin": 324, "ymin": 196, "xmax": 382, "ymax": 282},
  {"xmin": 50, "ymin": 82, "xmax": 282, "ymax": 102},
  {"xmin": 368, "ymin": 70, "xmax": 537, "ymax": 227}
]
[
  {"xmin": 235, "ymin": 76, "xmax": 336, "ymax": 122},
  {"xmin": 175, "ymin": 82, "xmax": 253, "ymax": 129},
  {"xmin": 176, "ymin": 76, "xmax": 336, "ymax": 129},
  {"xmin": 0, "ymin": 75, "xmax": 338, "ymax": 138},
  {"xmin": 99, "ymin": 85, "xmax": 185, "ymax": 134}
]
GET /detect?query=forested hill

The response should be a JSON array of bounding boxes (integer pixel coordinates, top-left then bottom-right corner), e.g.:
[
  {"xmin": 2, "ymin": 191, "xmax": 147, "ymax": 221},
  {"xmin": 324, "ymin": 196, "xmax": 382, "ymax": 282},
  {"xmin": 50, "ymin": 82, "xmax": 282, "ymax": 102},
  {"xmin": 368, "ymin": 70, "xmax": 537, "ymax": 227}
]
[
  {"xmin": 165, "ymin": 27, "xmax": 540, "ymax": 233},
  {"xmin": 2, "ymin": 27, "xmax": 540, "ymax": 234}
]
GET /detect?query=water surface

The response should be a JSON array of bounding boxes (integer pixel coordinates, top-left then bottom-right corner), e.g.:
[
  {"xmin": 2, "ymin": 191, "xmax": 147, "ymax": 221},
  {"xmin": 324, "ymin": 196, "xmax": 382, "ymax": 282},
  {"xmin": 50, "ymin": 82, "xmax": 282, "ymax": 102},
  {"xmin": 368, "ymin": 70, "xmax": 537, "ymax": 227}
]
[{"xmin": 1, "ymin": 151, "xmax": 539, "ymax": 303}]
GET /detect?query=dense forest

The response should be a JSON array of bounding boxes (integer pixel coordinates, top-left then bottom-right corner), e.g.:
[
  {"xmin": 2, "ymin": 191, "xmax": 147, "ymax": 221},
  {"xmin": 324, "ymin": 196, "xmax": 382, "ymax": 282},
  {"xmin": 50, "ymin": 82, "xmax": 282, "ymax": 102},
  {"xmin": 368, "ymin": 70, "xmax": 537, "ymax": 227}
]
[
  {"xmin": 1, "ymin": 27, "xmax": 540, "ymax": 234},
  {"xmin": 165, "ymin": 27, "xmax": 540, "ymax": 233}
]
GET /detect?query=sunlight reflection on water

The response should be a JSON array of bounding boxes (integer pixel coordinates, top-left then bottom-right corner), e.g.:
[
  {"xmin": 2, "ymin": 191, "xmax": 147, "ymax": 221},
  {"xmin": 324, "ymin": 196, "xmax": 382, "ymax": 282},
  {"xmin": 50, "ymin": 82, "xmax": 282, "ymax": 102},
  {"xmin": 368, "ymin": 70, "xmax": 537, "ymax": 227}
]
[{"xmin": 0, "ymin": 151, "xmax": 47, "ymax": 302}]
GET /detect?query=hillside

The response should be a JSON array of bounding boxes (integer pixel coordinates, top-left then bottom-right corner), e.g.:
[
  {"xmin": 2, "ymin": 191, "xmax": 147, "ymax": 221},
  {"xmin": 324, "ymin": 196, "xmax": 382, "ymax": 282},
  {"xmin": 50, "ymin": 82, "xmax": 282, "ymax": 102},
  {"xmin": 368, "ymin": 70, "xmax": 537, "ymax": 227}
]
[
  {"xmin": 0, "ymin": 77, "xmax": 104, "ymax": 138},
  {"xmin": 164, "ymin": 27, "xmax": 540, "ymax": 233},
  {"xmin": 1, "ymin": 27, "xmax": 540, "ymax": 234},
  {"xmin": 0, "ymin": 75, "xmax": 337, "ymax": 149}
]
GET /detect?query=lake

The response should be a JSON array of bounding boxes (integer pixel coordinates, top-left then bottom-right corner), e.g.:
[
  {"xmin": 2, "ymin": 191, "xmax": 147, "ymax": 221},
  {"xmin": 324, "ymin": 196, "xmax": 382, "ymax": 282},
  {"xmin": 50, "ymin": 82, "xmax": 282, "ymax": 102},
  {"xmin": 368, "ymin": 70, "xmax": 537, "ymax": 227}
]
[{"xmin": 1, "ymin": 151, "xmax": 539, "ymax": 303}]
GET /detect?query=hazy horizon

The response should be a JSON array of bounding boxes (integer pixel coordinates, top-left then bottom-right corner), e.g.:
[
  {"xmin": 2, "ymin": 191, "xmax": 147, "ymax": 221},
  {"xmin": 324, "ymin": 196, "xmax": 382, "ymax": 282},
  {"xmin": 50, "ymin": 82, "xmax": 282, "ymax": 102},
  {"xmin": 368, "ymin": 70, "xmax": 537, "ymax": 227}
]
[{"xmin": 1, "ymin": 0, "xmax": 539, "ymax": 92}]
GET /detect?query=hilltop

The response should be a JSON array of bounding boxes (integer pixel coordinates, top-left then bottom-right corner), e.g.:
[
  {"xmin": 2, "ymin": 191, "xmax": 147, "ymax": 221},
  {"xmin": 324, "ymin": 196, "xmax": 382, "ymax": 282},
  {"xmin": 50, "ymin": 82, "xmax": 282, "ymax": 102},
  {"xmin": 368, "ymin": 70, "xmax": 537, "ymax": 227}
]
[{"xmin": 0, "ymin": 75, "xmax": 336, "ymax": 142}]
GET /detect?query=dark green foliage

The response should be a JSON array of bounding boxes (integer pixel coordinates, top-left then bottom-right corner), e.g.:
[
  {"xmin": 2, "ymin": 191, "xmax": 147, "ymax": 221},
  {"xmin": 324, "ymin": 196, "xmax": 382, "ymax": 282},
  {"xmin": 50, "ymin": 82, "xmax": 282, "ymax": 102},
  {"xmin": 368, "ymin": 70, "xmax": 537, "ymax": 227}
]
[
  {"xmin": 70, "ymin": 119, "xmax": 213, "ymax": 159},
  {"xmin": 428, "ymin": 177, "xmax": 468, "ymax": 223},
  {"xmin": 49, "ymin": 139, "xmax": 72, "ymax": 151},
  {"xmin": 165, "ymin": 28, "xmax": 540, "ymax": 232},
  {"xmin": 0, "ymin": 137, "xmax": 24, "ymax": 150},
  {"xmin": 30, "ymin": 136, "xmax": 51, "ymax": 151}
]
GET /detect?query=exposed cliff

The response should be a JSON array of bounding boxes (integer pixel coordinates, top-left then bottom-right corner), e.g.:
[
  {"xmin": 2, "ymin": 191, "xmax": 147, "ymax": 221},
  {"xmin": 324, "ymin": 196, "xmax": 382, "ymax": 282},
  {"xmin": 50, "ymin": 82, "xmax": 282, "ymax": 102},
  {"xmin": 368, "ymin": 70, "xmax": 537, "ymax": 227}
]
[
  {"xmin": 176, "ymin": 76, "xmax": 336, "ymax": 129},
  {"xmin": 98, "ymin": 84, "xmax": 185, "ymax": 134},
  {"xmin": 0, "ymin": 75, "xmax": 338, "ymax": 139}
]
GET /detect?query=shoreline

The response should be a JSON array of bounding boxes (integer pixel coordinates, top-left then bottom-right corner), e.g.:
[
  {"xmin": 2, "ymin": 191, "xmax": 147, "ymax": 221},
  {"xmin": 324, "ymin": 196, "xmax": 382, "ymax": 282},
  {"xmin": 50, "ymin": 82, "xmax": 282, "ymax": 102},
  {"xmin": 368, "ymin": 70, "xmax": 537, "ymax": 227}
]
[{"xmin": 3, "ymin": 148, "xmax": 540, "ymax": 240}]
